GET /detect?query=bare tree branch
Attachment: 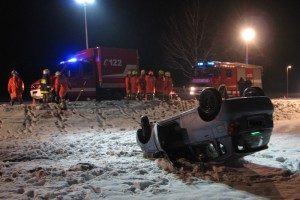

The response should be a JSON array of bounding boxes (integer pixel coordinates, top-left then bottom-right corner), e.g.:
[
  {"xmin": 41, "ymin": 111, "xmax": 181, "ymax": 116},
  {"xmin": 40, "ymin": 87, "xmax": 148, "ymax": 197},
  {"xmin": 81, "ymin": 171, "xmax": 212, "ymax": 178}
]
[{"xmin": 161, "ymin": 0, "xmax": 219, "ymax": 79}]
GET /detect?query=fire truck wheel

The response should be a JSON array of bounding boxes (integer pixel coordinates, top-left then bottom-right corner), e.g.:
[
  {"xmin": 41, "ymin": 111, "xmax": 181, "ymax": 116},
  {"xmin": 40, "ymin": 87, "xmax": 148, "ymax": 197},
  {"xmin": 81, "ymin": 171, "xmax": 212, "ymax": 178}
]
[
  {"xmin": 242, "ymin": 87, "xmax": 265, "ymax": 97},
  {"xmin": 198, "ymin": 88, "xmax": 222, "ymax": 121}
]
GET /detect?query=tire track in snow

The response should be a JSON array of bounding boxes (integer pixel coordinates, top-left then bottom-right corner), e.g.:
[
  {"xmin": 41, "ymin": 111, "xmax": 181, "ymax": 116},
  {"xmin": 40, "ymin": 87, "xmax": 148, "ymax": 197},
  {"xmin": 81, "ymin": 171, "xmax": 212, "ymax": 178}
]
[
  {"xmin": 96, "ymin": 108, "xmax": 105, "ymax": 128},
  {"xmin": 111, "ymin": 102, "xmax": 140, "ymax": 124},
  {"xmin": 51, "ymin": 106, "xmax": 68, "ymax": 133},
  {"xmin": 20, "ymin": 105, "xmax": 33, "ymax": 134}
]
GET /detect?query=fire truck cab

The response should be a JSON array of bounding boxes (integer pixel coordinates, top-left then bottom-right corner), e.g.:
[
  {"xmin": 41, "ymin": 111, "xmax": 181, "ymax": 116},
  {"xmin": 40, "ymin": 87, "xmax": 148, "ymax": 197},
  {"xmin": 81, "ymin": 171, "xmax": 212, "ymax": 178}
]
[{"xmin": 188, "ymin": 61, "xmax": 263, "ymax": 98}]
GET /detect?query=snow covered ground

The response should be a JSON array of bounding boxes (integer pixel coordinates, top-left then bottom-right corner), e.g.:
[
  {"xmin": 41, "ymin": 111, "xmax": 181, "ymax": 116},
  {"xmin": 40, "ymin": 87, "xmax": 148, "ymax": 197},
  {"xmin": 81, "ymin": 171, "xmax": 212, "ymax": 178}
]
[{"xmin": 0, "ymin": 98, "xmax": 299, "ymax": 200}]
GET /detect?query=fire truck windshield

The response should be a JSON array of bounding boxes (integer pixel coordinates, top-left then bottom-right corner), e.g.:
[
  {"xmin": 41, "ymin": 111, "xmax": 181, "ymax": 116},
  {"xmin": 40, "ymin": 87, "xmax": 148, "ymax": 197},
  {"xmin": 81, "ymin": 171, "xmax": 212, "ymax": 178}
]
[
  {"xmin": 56, "ymin": 60, "xmax": 93, "ymax": 77},
  {"xmin": 193, "ymin": 66, "xmax": 214, "ymax": 78}
]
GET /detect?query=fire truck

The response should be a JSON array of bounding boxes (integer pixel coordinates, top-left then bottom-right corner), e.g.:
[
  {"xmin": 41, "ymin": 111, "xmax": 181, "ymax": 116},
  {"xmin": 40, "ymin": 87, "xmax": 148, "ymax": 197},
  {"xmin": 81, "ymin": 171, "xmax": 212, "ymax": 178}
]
[
  {"xmin": 30, "ymin": 47, "xmax": 139, "ymax": 100},
  {"xmin": 188, "ymin": 61, "xmax": 263, "ymax": 98}
]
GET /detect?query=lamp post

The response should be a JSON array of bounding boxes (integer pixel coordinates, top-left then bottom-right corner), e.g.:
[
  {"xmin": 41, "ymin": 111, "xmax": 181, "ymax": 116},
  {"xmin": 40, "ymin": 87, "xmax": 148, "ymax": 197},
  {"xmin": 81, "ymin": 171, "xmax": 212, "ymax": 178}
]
[
  {"xmin": 241, "ymin": 28, "xmax": 255, "ymax": 64},
  {"xmin": 75, "ymin": 0, "xmax": 95, "ymax": 49},
  {"xmin": 287, "ymin": 65, "xmax": 292, "ymax": 98}
]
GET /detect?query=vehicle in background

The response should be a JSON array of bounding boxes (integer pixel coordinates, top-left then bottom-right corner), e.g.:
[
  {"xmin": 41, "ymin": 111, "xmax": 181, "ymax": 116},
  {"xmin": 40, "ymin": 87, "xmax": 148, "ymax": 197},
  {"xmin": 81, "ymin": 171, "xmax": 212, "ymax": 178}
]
[
  {"xmin": 30, "ymin": 47, "xmax": 139, "ymax": 101},
  {"xmin": 30, "ymin": 76, "xmax": 56, "ymax": 102},
  {"xmin": 187, "ymin": 61, "xmax": 263, "ymax": 98}
]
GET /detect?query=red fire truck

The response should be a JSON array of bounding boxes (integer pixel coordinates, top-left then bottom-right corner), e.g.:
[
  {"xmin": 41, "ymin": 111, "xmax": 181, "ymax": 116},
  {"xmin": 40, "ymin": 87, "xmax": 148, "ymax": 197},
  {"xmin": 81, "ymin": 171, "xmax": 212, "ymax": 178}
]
[
  {"xmin": 30, "ymin": 47, "xmax": 139, "ymax": 100},
  {"xmin": 187, "ymin": 61, "xmax": 263, "ymax": 98}
]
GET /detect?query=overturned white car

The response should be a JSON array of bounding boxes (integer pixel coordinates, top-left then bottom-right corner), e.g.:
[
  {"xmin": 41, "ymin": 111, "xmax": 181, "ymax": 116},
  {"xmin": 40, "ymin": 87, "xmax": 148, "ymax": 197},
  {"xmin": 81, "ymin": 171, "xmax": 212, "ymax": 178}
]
[{"xmin": 136, "ymin": 87, "xmax": 274, "ymax": 163}]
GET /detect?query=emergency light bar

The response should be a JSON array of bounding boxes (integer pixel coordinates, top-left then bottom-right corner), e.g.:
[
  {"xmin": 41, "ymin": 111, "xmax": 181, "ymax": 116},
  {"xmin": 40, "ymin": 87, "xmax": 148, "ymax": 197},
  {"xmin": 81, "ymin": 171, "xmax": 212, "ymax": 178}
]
[
  {"xmin": 197, "ymin": 61, "xmax": 215, "ymax": 67},
  {"xmin": 59, "ymin": 58, "xmax": 78, "ymax": 64},
  {"xmin": 68, "ymin": 58, "xmax": 77, "ymax": 62}
]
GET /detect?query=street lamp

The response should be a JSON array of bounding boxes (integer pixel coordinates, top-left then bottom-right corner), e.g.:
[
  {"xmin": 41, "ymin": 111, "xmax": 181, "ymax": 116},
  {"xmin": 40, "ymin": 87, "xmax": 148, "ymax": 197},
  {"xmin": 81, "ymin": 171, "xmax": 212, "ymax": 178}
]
[
  {"xmin": 287, "ymin": 65, "xmax": 292, "ymax": 98},
  {"xmin": 75, "ymin": 0, "xmax": 95, "ymax": 49},
  {"xmin": 241, "ymin": 28, "xmax": 255, "ymax": 64}
]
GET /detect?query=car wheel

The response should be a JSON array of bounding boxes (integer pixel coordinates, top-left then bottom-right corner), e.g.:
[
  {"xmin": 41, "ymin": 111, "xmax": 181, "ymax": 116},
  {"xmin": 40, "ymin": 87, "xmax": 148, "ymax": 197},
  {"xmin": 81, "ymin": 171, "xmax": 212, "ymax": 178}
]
[
  {"xmin": 198, "ymin": 88, "xmax": 222, "ymax": 121},
  {"xmin": 137, "ymin": 116, "xmax": 151, "ymax": 143},
  {"xmin": 243, "ymin": 87, "xmax": 265, "ymax": 97}
]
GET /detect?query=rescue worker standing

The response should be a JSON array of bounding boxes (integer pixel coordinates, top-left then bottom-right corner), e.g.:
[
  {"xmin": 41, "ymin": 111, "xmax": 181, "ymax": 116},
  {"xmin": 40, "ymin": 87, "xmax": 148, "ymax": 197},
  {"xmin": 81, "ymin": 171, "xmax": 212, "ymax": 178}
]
[
  {"xmin": 55, "ymin": 71, "xmax": 71, "ymax": 110},
  {"xmin": 125, "ymin": 70, "xmax": 132, "ymax": 99},
  {"xmin": 237, "ymin": 77, "xmax": 246, "ymax": 97},
  {"xmin": 145, "ymin": 70, "xmax": 156, "ymax": 100},
  {"xmin": 137, "ymin": 69, "xmax": 146, "ymax": 100},
  {"xmin": 40, "ymin": 69, "xmax": 51, "ymax": 107},
  {"xmin": 8, "ymin": 70, "xmax": 24, "ymax": 105},
  {"xmin": 129, "ymin": 70, "xmax": 138, "ymax": 100},
  {"xmin": 164, "ymin": 71, "xmax": 173, "ymax": 101},
  {"xmin": 155, "ymin": 70, "xmax": 165, "ymax": 100}
]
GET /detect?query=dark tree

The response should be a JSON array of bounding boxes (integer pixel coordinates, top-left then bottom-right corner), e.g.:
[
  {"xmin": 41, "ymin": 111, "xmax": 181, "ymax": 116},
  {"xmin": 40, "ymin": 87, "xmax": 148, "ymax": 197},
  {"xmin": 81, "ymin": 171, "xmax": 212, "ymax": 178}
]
[{"xmin": 161, "ymin": 0, "xmax": 220, "ymax": 79}]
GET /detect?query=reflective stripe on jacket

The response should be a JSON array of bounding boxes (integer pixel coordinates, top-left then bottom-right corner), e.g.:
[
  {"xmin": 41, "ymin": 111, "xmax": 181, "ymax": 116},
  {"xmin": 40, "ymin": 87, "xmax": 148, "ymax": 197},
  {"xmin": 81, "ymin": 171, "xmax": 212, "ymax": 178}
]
[{"xmin": 40, "ymin": 74, "xmax": 51, "ymax": 94}]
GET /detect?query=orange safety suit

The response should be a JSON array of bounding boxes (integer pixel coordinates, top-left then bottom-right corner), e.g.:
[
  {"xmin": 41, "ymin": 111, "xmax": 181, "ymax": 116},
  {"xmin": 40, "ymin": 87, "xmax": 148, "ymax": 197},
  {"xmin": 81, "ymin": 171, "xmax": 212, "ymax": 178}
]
[
  {"xmin": 8, "ymin": 76, "xmax": 24, "ymax": 99},
  {"xmin": 145, "ymin": 75, "xmax": 156, "ymax": 94},
  {"xmin": 55, "ymin": 75, "xmax": 71, "ymax": 98},
  {"xmin": 130, "ymin": 75, "xmax": 138, "ymax": 94},
  {"xmin": 138, "ymin": 75, "xmax": 146, "ymax": 94},
  {"xmin": 164, "ymin": 76, "xmax": 173, "ymax": 95},
  {"xmin": 155, "ymin": 75, "xmax": 165, "ymax": 94},
  {"xmin": 125, "ymin": 75, "xmax": 131, "ymax": 95}
]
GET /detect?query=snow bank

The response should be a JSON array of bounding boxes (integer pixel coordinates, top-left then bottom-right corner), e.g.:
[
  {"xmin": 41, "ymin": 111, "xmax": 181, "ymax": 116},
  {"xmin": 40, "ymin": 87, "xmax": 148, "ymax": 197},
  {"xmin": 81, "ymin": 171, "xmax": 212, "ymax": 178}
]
[{"xmin": 0, "ymin": 98, "xmax": 299, "ymax": 199}]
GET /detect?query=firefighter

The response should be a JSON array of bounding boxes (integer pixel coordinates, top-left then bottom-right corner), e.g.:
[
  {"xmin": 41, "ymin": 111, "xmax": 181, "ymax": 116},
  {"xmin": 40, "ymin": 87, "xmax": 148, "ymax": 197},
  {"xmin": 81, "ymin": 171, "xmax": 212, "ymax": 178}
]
[
  {"xmin": 245, "ymin": 78, "xmax": 252, "ymax": 89},
  {"xmin": 164, "ymin": 71, "xmax": 173, "ymax": 101},
  {"xmin": 129, "ymin": 70, "xmax": 139, "ymax": 100},
  {"xmin": 55, "ymin": 71, "xmax": 71, "ymax": 110},
  {"xmin": 8, "ymin": 70, "xmax": 24, "ymax": 105},
  {"xmin": 145, "ymin": 70, "xmax": 156, "ymax": 100},
  {"xmin": 40, "ymin": 69, "xmax": 51, "ymax": 107},
  {"xmin": 155, "ymin": 70, "xmax": 165, "ymax": 100},
  {"xmin": 137, "ymin": 69, "xmax": 146, "ymax": 100},
  {"xmin": 125, "ymin": 70, "xmax": 132, "ymax": 99},
  {"xmin": 237, "ymin": 77, "xmax": 246, "ymax": 97}
]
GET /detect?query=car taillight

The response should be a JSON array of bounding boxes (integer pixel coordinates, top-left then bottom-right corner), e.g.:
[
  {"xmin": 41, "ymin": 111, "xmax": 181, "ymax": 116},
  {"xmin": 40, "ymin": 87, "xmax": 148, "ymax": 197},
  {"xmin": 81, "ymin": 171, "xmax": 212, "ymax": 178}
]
[{"xmin": 227, "ymin": 122, "xmax": 236, "ymax": 137}]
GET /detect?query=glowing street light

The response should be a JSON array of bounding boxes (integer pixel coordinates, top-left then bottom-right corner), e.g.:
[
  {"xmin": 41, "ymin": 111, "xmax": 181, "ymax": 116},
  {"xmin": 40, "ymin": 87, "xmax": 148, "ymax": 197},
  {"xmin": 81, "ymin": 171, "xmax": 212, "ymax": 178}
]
[
  {"xmin": 75, "ymin": 0, "xmax": 95, "ymax": 49},
  {"xmin": 241, "ymin": 28, "xmax": 255, "ymax": 64},
  {"xmin": 287, "ymin": 65, "xmax": 292, "ymax": 98}
]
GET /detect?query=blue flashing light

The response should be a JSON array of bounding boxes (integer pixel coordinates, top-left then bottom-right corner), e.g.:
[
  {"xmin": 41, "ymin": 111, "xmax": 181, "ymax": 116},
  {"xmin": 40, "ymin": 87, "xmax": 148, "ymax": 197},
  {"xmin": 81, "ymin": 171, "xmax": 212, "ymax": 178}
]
[
  {"xmin": 197, "ymin": 61, "xmax": 215, "ymax": 67},
  {"xmin": 68, "ymin": 58, "xmax": 77, "ymax": 62},
  {"xmin": 59, "ymin": 61, "xmax": 65, "ymax": 64}
]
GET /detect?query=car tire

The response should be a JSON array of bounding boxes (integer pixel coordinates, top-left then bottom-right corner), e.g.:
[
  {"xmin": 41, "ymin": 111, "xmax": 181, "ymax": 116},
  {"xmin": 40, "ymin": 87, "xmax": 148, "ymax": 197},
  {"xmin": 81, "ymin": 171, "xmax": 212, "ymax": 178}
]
[
  {"xmin": 137, "ymin": 116, "xmax": 151, "ymax": 144},
  {"xmin": 243, "ymin": 87, "xmax": 265, "ymax": 97},
  {"xmin": 198, "ymin": 88, "xmax": 222, "ymax": 121}
]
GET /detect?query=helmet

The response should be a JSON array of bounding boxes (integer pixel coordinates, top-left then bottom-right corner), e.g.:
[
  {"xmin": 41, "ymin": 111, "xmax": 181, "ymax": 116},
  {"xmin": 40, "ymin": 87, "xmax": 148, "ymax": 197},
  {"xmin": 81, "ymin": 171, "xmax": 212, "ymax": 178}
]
[
  {"xmin": 158, "ymin": 70, "xmax": 164, "ymax": 75},
  {"xmin": 127, "ymin": 70, "xmax": 132, "ymax": 75},
  {"xmin": 11, "ymin": 70, "xmax": 18, "ymax": 76},
  {"xmin": 55, "ymin": 71, "xmax": 61, "ymax": 77},
  {"xmin": 43, "ymin": 69, "xmax": 50, "ymax": 75},
  {"xmin": 140, "ymin": 70, "xmax": 146, "ymax": 75},
  {"xmin": 165, "ymin": 71, "xmax": 171, "ymax": 77},
  {"xmin": 131, "ymin": 70, "xmax": 137, "ymax": 76},
  {"xmin": 148, "ymin": 70, "xmax": 153, "ymax": 75}
]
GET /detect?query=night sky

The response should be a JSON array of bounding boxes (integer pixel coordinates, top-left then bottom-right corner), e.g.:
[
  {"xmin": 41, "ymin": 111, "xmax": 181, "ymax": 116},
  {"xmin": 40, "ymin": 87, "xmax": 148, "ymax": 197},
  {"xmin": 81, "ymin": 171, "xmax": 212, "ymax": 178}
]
[{"xmin": 1, "ymin": 0, "xmax": 300, "ymax": 99}]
